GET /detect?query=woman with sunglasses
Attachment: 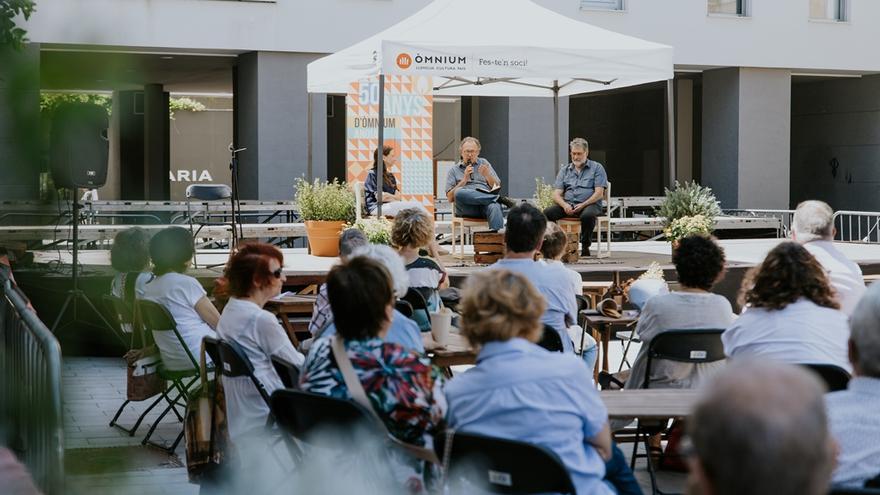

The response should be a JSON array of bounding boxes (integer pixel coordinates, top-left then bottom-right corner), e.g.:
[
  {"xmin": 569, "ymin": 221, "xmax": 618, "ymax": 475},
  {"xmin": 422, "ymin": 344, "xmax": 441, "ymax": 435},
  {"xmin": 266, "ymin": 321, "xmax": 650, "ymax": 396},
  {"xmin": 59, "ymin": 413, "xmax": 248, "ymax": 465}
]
[{"xmin": 215, "ymin": 242, "xmax": 305, "ymax": 441}]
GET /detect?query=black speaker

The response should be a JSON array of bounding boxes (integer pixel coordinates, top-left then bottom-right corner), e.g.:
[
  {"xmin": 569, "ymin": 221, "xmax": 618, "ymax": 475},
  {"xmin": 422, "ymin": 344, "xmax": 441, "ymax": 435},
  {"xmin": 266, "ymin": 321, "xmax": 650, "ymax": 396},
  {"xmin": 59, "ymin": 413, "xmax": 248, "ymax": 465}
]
[{"xmin": 50, "ymin": 102, "xmax": 109, "ymax": 189}]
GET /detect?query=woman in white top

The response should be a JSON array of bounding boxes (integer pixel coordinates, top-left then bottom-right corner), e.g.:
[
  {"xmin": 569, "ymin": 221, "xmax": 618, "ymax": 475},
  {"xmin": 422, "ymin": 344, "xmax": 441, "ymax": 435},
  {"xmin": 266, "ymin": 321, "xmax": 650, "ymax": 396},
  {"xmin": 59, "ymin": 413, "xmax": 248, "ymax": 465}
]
[
  {"xmin": 141, "ymin": 227, "xmax": 219, "ymax": 371},
  {"xmin": 723, "ymin": 241, "xmax": 851, "ymax": 372},
  {"xmin": 215, "ymin": 242, "xmax": 305, "ymax": 440}
]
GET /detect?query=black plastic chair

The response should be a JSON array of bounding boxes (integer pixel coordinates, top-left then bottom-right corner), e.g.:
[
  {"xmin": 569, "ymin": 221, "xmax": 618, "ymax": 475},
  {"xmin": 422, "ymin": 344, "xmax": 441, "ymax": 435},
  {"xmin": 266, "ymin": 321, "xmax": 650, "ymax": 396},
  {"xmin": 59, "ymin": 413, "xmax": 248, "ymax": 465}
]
[
  {"xmin": 537, "ymin": 324, "xmax": 564, "ymax": 353},
  {"xmin": 402, "ymin": 288, "xmax": 433, "ymax": 332},
  {"xmin": 186, "ymin": 183, "xmax": 233, "ymax": 266},
  {"xmin": 394, "ymin": 299, "xmax": 414, "ymax": 319},
  {"xmin": 271, "ymin": 355, "xmax": 301, "ymax": 390},
  {"xmin": 434, "ymin": 430, "xmax": 576, "ymax": 494},
  {"xmin": 800, "ymin": 363, "xmax": 851, "ymax": 392},
  {"xmin": 636, "ymin": 328, "xmax": 726, "ymax": 495},
  {"xmin": 137, "ymin": 299, "xmax": 203, "ymax": 454},
  {"xmin": 103, "ymin": 294, "xmax": 168, "ymax": 437}
]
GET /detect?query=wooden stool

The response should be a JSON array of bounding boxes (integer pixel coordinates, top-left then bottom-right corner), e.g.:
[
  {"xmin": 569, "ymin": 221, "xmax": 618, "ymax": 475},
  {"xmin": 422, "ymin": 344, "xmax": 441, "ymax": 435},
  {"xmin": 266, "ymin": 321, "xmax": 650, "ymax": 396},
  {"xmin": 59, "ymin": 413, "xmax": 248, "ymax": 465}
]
[
  {"xmin": 561, "ymin": 232, "xmax": 580, "ymax": 263},
  {"xmin": 473, "ymin": 231, "xmax": 505, "ymax": 265}
]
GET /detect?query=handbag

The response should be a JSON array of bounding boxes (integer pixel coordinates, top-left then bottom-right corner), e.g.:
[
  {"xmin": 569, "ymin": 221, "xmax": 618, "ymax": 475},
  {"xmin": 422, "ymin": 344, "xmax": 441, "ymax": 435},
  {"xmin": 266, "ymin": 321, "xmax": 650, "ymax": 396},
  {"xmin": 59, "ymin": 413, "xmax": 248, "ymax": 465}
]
[
  {"xmin": 123, "ymin": 274, "xmax": 165, "ymax": 401},
  {"xmin": 330, "ymin": 336, "xmax": 440, "ymax": 465},
  {"xmin": 185, "ymin": 343, "xmax": 232, "ymax": 482}
]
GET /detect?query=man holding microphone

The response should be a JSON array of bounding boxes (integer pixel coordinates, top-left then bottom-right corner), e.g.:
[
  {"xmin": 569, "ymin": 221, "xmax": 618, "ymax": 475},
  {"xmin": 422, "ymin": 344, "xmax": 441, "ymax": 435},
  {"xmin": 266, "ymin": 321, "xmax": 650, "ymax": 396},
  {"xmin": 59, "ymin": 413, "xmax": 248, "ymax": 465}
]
[{"xmin": 444, "ymin": 137, "xmax": 514, "ymax": 232}]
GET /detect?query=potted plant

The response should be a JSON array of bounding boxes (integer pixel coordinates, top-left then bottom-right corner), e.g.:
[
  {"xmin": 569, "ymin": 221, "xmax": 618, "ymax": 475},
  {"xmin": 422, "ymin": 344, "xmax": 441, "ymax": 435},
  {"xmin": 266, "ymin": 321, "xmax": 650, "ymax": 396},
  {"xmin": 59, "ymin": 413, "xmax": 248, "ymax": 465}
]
[
  {"xmin": 294, "ymin": 178, "xmax": 356, "ymax": 257},
  {"xmin": 656, "ymin": 181, "xmax": 721, "ymax": 244},
  {"xmin": 533, "ymin": 177, "xmax": 555, "ymax": 210},
  {"xmin": 344, "ymin": 217, "xmax": 393, "ymax": 245}
]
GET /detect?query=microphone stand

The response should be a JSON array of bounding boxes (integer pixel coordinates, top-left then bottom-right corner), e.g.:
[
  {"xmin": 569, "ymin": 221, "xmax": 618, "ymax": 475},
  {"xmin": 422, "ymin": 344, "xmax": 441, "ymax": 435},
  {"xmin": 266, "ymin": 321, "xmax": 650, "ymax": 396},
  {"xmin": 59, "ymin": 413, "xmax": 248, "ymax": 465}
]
[{"xmin": 229, "ymin": 145, "xmax": 246, "ymax": 249}]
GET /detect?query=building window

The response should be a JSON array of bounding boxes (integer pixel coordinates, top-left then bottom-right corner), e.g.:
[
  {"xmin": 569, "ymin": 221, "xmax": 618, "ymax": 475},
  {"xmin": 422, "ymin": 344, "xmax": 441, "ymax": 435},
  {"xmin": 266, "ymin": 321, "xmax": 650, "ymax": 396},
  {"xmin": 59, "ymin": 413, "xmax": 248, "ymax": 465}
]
[
  {"xmin": 580, "ymin": 0, "xmax": 625, "ymax": 11},
  {"xmin": 708, "ymin": 0, "xmax": 748, "ymax": 16},
  {"xmin": 810, "ymin": 0, "xmax": 847, "ymax": 21}
]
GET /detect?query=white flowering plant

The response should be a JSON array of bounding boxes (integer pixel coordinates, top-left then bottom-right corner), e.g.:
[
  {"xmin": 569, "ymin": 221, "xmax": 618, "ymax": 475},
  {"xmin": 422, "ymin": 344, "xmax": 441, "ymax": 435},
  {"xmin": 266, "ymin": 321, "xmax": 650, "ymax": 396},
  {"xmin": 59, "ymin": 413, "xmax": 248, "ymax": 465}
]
[
  {"xmin": 657, "ymin": 181, "xmax": 721, "ymax": 227},
  {"xmin": 663, "ymin": 214, "xmax": 714, "ymax": 243},
  {"xmin": 344, "ymin": 217, "xmax": 393, "ymax": 245},
  {"xmin": 293, "ymin": 177, "xmax": 355, "ymax": 222},
  {"xmin": 638, "ymin": 261, "xmax": 666, "ymax": 281},
  {"xmin": 534, "ymin": 177, "xmax": 555, "ymax": 210}
]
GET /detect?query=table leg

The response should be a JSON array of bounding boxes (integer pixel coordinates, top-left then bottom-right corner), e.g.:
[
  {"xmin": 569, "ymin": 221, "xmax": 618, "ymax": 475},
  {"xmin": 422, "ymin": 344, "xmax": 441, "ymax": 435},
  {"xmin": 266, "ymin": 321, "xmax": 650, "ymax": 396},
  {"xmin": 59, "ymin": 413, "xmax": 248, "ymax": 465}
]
[
  {"xmin": 601, "ymin": 324, "xmax": 611, "ymax": 373},
  {"xmin": 276, "ymin": 312, "xmax": 301, "ymax": 348},
  {"xmin": 592, "ymin": 327, "xmax": 601, "ymax": 382}
]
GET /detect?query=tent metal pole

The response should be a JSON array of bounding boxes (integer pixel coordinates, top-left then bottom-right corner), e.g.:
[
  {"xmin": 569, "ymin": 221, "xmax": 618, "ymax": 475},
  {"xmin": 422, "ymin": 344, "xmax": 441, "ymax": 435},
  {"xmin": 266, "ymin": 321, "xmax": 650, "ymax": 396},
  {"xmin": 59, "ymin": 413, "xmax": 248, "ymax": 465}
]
[
  {"xmin": 553, "ymin": 81, "xmax": 560, "ymax": 174},
  {"xmin": 377, "ymin": 74, "xmax": 385, "ymax": 217},
  {"xmin": 666, "ymin": 78, "xmax": 676, "ymax": 188},
  {"xmin": 307, "ymin": 93, "xmax": 313, "ymax": 181}
]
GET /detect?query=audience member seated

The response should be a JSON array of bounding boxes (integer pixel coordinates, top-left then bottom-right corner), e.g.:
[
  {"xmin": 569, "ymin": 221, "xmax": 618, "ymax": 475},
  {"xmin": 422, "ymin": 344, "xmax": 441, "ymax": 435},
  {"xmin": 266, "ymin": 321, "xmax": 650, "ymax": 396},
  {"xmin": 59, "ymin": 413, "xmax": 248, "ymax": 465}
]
[
  {"xmin": 299, "ymin": 256, "xmax": 446, "ymax": 493},
  {"xmin": 488, "ymin": 203, "xmax": 578, "ymax": 353},
  {"xmin": 392, "ymin": 207, "xmax": 448, "ymax": 332},
  {"xmin": 322, "ymin": 244, "xmax": 424, "ymax": 353},
  {"xmin": 445, "ymin": 270, "xmax": 642, "ymax": 495},
  {"xmin": 142, "ymin": 226, "xmax": 219, "ymax": 370},
  {"xmin": 540, "ymin": 221, "xmax": 598, "ymax": 369},
  {"xmin": 723, "ymin": 241, "xmax": 850, "ymax": 371},
  {"xmin": 0, "ymin": 448, "xmax": 41, "ymax": 495},
  {"xmin": 543, "ymin": 137, "xmax": 609, "ymax": 257},
  {"xmin": 109, "ymin": 227, "xmax": 154, "ymax": 332},
  {"xmin": 365, "ymin": 146, "xmax": 428, "ymax": 217},
  {"xmin": 618, "ymin": 235, "xmax": 733, "ymax": 392},
  {"xmin": 308, "ymin": 229, "xmax": 368, "ymax": 337},
  {"xmin": 444, "ymin": 137, "xmax": 513, "ymax": 232},
  {"xmin": 826, "ymin": 282, "xmax": 880, "ymax": 488},
  {"xmin": 215, "ymin": 242, "xmax": 306, "ymax": 440},
  {"xmin": 688, "ymin": 360, "xmax": 835, "ymax": 495},
  {"xmin": 792, "ymin": 200, "xmax": 866, "ymax": 315}
]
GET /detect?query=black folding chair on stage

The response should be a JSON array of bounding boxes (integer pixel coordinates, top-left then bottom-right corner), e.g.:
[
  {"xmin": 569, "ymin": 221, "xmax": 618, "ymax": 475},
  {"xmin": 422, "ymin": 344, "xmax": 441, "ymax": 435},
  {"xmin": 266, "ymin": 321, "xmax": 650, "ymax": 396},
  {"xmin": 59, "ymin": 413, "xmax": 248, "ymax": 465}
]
[
  {"xmin": 137, "ymin": 299, "xmax": 203, "ymax": 454},
  {"xmin": 434, "ymin": 430, "xmax": 576, "ymax": 494},
  {"xmin": 185, "ymin": 183, "xmax": 233, "ymax": 267}
]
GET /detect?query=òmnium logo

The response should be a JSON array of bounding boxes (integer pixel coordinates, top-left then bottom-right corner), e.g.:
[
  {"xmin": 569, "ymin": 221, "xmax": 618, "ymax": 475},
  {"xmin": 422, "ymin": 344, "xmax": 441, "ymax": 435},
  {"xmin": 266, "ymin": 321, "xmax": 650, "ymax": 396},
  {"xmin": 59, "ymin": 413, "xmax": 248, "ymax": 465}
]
[{"xmin": 396, "ymin": 53, "xmax": 413, "ymax": 70}]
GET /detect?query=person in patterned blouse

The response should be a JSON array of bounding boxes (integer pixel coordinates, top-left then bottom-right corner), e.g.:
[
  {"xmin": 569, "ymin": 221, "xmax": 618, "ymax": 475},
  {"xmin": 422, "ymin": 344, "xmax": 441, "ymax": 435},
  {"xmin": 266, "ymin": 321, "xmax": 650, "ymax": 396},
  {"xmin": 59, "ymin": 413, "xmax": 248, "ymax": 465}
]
[{"xmin": 299, "ymin": 256, "xmax": 446, "ymax": 494}]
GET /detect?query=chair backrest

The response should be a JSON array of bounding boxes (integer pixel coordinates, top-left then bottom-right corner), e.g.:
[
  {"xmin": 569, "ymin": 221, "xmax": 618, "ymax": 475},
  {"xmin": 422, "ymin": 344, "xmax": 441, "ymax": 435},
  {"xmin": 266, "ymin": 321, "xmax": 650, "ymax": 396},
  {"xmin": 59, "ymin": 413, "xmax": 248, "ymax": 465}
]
[
  {"xmin": 216, "ymin": 338, "xmax": 272, "ymax": 406},
  {"xmin": 799, "ymin": 363, "xmax": 851, "ymax": 392},
  {"xmin": 271, "ymin": 355, "xmax": 301, "ymax": 390},
  {"xmin": 401, "ymin": 288, "xmax": 432, "ymax": 330},
  {"xmin": 202, "ymin": 335, "xmax": 222, "ymax": 370},
  {"xmin": 537, "ymin": 325, "xmax": 564, "ymax": 353},
  {"xmin": 270, "ymin": 388, "xmax": 379, "ymax": 445},
  {"xmin": 186, "ymin": 184, "xmax": 232, "ymax": 201},
  {"xmin": 103, "ymin": 294, "xmax": 133, "ymax": 327},
  {"xmin": 644, "ymin": 329, "xmax": 725, "ymax": 389},
  {"xmin": 394, "ymin": 299, "xmax": 414, "ymax": 318},
  {"xmin": 435, "ymin": 431, "xmax": 576, "ymax": 494},
  {"xmin": 602, "ymin": 181, "xmax": 612, "ymax": 216},
  {"xmin": 137, "ymin": 299, "xmax": 199, "ymax": 370}
]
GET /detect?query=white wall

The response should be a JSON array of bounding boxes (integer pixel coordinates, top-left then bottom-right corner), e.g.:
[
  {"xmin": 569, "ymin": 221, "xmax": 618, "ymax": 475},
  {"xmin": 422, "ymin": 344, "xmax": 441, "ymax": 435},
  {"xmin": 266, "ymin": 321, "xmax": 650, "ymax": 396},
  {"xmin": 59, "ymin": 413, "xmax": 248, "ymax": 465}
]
[{"xmin": 24, "ymin": 0, "xmax": 880, "ymax": 72}]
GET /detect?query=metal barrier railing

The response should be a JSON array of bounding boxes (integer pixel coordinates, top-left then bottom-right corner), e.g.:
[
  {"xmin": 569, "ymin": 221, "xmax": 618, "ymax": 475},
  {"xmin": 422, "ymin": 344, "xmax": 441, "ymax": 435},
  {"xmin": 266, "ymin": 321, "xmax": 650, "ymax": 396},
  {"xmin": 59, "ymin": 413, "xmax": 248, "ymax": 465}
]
[
  {"xmin": 833, "ymin": 210, "xmax": 880, "ymax": 243},
  {"xmin": 0, "ymin": 270, "xmax": 63, "ymax": 494},
  {"xmin": 721, "ymin": 209, "xmax": 795, "ymax": 238}
]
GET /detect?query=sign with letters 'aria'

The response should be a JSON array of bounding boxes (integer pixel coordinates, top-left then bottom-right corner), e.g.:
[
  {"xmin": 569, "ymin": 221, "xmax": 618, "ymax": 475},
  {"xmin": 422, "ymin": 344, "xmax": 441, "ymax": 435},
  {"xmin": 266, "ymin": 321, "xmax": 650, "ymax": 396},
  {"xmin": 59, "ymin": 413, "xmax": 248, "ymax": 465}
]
[{"xmin": 346, "ymin": 76, "xmax": 434, "ymax": 211}]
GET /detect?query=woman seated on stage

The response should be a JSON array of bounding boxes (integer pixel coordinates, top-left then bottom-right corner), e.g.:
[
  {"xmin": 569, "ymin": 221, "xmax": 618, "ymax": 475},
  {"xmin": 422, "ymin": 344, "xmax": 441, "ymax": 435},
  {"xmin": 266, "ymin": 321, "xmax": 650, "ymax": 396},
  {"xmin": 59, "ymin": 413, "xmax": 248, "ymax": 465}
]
[
  {"xmin": 723, "ymin": 241, "xmax": 850, "ymax": 371},
  {"xmin": 109, "ymin": 227, "xmax": 154, "ymax": 332},
  {"xmin": 365, "ymin": 146, "xmax": 427, "ymax": 217},
  {"xmin": 215, "ymin": 242, "xmax": 305, "ymax": 440},
  {"xmin": 299, "ymin": 256, "xmax": 446, "ymax": 493},
  {"xmin": 142, "ymin": 226, "xmax": 219, "ymax": 371},
  {"xmin": 611, "ymin": 234, "xmax": 733, "ymax": 392},
  {"xmin": 392, "ymin": 207, "xmax": 448, "ymax": 332},
  {"xmin": 445, "ymin": 270, "xmax": 641, "ymax": 495}
]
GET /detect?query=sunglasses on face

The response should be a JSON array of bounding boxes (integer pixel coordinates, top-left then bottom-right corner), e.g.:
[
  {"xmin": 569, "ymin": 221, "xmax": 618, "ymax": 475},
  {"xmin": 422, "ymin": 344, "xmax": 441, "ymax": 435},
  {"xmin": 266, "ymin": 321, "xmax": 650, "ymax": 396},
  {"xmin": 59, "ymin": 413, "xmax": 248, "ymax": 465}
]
[{"xmin": 272, "ymin": 268, "xmax": 283, "ymax": 279}]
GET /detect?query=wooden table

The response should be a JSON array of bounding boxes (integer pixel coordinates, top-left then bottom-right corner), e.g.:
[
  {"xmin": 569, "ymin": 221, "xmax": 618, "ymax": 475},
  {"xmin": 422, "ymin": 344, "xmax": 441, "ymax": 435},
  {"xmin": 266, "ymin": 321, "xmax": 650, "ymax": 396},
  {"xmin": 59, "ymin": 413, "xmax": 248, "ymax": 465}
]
[
  {"xmin": 600, "ymin": 389, "xmax": 701, "ymax": 419},
  {"xmin": 265, "ymin": 294, "xmax": 317, "ymax": 347},
  {"xmin": 580, "ymin": 309, "xmax": 640, "ymax": 380},
  {"xmin": 422, "ymin": 331, "xmax": 476, "ymax": 368},
  {"xmin": 581, "ymin": 280, "xmax": 612, "ymax": 306}
]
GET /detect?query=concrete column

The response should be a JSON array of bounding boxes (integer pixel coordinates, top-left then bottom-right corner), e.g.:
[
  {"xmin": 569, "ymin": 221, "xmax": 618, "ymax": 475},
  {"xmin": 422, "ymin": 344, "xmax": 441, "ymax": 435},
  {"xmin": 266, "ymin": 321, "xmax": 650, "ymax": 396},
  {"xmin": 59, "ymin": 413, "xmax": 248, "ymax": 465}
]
[
  {"xmin": 477, "ymin": 95, "xmax": 568, "ymax": 198},
  {"xmin": 143, "ymin": 84, "xmax": 170, "ymax": 200},
  {"xmin": 676, "ymin": 79, "xmax": 694, "ymax": 183},
  {"xmin": 235, "ymin": 51, "xmax": 327, "ymax": 200},
  {"xmin": 0, "ymin": 44, "xmax": 41, "ymax": 199},
  {"xmin": 702, "ymin": 68, "xmax": 791, "ymax": 209}
]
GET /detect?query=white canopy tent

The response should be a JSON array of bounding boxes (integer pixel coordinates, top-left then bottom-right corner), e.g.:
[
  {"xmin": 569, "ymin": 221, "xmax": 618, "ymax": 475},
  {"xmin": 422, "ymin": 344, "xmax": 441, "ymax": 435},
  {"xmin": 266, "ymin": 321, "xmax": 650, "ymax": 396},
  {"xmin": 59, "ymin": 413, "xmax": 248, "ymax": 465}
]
[{"xmin": 307, "ymin": 0, "xmax": 674, "ymax": 214}]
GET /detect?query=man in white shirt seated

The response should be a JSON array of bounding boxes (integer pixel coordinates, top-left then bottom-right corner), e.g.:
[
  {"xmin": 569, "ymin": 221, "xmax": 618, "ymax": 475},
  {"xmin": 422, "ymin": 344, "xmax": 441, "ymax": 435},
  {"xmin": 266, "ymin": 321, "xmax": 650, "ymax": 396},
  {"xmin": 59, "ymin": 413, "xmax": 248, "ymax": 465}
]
[
  {"xmin": 826, "ymin": 282, "xmax": 880, "ymax": 489},
  {"xmin": 792, "ymin": 200, "xmax": 865, "ymax": 315}
]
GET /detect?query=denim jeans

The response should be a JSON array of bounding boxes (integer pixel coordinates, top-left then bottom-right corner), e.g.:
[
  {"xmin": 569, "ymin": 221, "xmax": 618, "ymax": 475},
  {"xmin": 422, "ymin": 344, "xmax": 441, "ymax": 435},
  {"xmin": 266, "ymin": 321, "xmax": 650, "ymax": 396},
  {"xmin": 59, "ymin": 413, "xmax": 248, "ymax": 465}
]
[
  {"xmin": 605, "ymin": 441, "xmax": 644, "ymax": 495},
  {"xmin": 453, "ymin": 187, "xmax": 504, "ymax": 231}
]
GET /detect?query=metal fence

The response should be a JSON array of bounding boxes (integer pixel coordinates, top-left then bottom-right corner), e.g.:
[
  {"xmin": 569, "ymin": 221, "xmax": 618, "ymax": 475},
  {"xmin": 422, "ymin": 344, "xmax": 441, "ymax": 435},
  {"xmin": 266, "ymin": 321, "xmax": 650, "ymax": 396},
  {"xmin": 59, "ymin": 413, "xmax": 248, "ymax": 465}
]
[
  {"xmin": 0, "ymin": 269, "xmax": 64, "ymax": 494},
  {"xmin": 721, "ymin": 209, "xmax": 795, "ymax": 238},
  {"xmin": 833, "ymin": 210, "xmax": 880, "ymax": 243}
]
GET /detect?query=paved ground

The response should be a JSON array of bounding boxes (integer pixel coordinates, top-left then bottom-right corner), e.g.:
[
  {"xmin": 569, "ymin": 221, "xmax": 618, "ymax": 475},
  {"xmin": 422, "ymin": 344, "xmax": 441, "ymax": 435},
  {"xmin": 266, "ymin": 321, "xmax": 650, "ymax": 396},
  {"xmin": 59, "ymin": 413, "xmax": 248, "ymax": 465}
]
[{"xmin": 62, "ymin": 344, "xmax": 685, "ymax": 494}]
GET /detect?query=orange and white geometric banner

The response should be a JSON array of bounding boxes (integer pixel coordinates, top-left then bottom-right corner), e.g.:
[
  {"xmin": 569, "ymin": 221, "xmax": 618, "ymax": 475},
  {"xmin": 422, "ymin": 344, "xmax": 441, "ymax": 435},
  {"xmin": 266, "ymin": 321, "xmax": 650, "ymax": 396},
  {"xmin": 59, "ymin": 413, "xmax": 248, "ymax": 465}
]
[{"xmin": 346, "ymin": 75, "xmax": 434, "ymax": 211}]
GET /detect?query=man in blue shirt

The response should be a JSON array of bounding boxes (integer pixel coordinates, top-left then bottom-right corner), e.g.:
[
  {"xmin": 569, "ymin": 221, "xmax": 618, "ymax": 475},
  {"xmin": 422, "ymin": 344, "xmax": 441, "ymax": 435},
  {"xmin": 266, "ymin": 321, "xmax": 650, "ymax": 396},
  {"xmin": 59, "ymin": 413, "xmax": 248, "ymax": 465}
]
[
  {"xmin": 544, "ymin": 137, "xmax": 609, "ymax": 256},
  {"xmin": 445, "ymin": 137, "xmax": 515, "ymax": 231}
]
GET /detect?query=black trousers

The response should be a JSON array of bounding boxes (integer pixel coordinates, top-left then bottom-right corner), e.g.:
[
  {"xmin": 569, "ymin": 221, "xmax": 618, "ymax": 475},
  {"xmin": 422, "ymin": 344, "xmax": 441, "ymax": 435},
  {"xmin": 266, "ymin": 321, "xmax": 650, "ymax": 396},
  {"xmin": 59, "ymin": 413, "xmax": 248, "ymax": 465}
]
[{"xmin": 544, "ymin": 203, "xmax": 603, "ymax": 251}]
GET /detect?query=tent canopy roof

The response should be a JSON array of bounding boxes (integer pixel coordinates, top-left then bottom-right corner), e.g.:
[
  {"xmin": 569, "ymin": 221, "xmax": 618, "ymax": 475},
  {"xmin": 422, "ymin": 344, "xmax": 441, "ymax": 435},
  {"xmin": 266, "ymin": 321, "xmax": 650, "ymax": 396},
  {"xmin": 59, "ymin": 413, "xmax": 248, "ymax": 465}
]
[{"xmin": 308, "ymin": 0, "xmax": 673, "ymax": 97}]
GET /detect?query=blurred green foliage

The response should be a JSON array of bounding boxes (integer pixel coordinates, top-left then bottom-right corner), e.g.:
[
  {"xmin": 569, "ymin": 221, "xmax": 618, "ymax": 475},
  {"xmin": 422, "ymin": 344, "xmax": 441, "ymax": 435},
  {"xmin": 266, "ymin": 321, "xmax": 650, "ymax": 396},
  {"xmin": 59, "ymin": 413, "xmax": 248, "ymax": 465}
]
[{"xmin": 0, "ymin": 0, "xmax": 35, "ymax": 50}]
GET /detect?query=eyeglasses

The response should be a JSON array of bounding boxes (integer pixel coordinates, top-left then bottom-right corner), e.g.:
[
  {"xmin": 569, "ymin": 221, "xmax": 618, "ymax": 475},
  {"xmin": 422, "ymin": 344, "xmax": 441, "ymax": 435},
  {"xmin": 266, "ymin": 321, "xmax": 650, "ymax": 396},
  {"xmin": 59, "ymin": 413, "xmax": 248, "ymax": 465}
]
[{"xmin": 272, "ymin": 268, "xmax": 283, "ymax": 279}]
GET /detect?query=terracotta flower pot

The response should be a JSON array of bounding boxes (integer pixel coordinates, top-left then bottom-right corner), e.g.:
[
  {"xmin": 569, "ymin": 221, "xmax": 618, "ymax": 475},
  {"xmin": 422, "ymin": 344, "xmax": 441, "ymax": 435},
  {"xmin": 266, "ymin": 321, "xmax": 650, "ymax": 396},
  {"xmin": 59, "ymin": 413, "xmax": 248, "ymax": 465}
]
[{"xmin": 304, "ymin": 220, "xmax": 346, "ymax": 257}]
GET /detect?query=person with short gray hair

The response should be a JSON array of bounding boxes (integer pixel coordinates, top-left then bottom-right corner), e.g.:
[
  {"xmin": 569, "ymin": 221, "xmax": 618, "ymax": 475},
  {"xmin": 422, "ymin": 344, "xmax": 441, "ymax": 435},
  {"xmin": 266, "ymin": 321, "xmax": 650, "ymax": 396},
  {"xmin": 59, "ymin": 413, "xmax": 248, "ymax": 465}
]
[
  {"xmin": 444, "ymin": 136, "xmax": 514, "ymax": 231},
  {"xmin": 826, "ymin": 282, "xmax": 880, "ymax": 488},
  {"xmin": 688, "ymin": 360, "xmax": 835, "ymax": 495},
  {"xmin": 544, "ymin": 137, "xmax": 608, "ymax": 256},
  {"xmin": 792, "ymin": 200, "xmax": 865, "ymax": 315}
]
